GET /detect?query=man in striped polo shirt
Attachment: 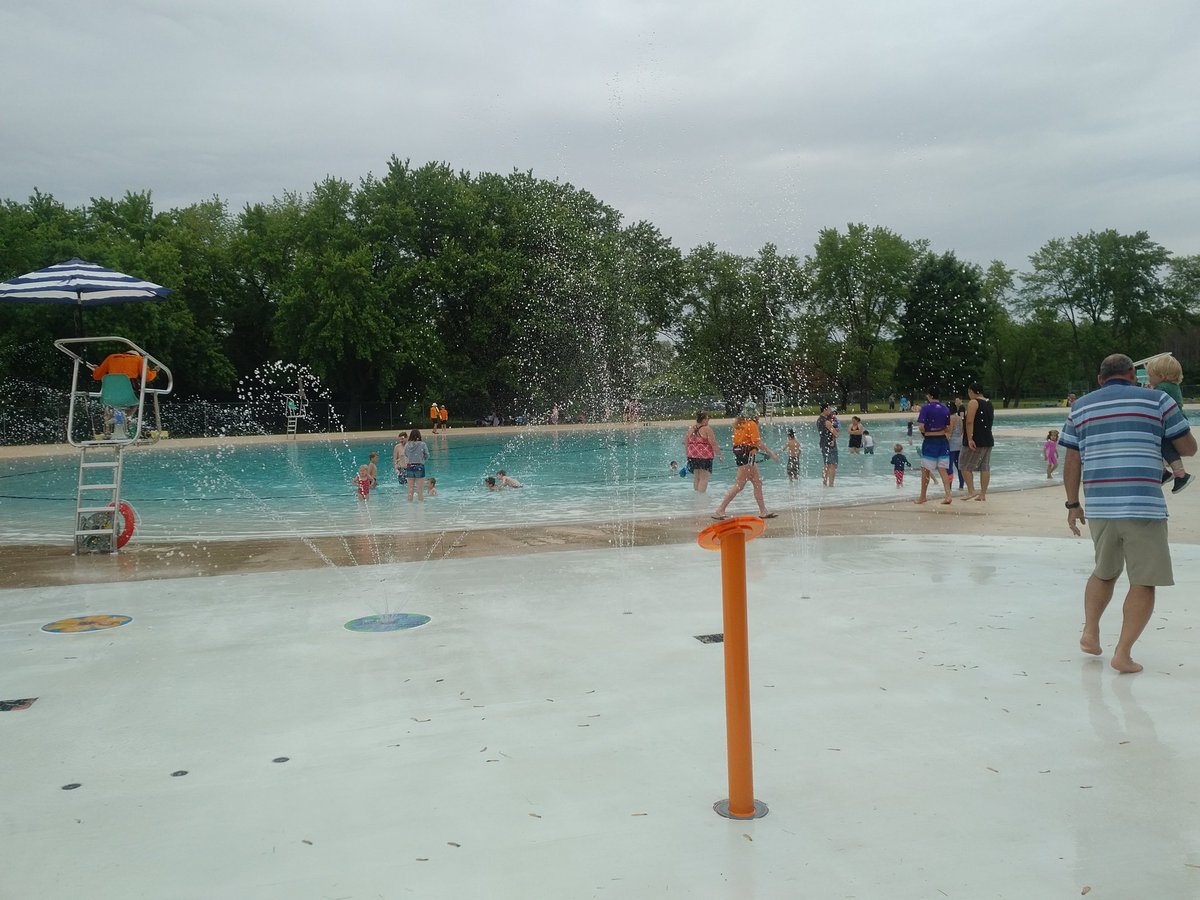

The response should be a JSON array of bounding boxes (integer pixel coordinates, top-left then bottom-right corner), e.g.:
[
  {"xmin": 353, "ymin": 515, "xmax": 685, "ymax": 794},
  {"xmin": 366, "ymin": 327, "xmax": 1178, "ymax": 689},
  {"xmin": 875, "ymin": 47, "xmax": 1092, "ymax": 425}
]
[{"xmin": 1059, "ymin": 353, "xmax": 1195, "ymax": 673}]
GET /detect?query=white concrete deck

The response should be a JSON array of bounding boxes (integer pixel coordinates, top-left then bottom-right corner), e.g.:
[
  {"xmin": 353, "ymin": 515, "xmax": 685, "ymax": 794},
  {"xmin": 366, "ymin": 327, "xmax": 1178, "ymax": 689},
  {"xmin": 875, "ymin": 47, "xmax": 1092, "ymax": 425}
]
[{"xmin": 3, "ymin": 533, "xmax": 1200, "ymax": 898}]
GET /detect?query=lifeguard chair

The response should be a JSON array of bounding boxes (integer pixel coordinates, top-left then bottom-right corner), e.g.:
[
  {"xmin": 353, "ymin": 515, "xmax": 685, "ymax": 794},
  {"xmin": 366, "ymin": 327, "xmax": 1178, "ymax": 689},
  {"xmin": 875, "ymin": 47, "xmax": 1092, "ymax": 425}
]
[
  {"xmin": 763, "ymin": 385, "xmax": 784, "ymax": 421},
  {"xmin": 282, "ymin": 383, "xmax": 308, "ymax": 438},
  {"xmin": 54, "ymin": 337, "xmax": 173, "ymax": 553}
]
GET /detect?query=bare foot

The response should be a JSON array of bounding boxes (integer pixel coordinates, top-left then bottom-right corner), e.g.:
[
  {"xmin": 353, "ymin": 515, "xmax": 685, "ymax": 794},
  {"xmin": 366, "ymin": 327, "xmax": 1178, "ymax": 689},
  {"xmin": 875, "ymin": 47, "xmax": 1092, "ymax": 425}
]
[
  {"xmin": 973, "ymin": 495, "xmax": 986, "ymax": 501},
  {"xmin": 941, "ymin": 498, "xmax": 952, "ymax": 505},
  {"xmin": 913, "ymin": 498, "xmax": 927, "ymax": 505},
  {"xmin": 1111, "ymin": 656, "xmax": 1143, "ymax": 674},
  {"xmin": 964, "ymin": 492, "xmax": 976, "ymax": 500},
  {"xmin": 1080, "ymin": 632, "xmax": 1102, "ymax": 655}
]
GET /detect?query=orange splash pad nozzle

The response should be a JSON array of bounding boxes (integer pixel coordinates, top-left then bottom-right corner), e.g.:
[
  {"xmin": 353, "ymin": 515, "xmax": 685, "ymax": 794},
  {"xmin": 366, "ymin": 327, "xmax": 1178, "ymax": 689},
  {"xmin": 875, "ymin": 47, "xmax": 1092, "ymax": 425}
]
[{"xmin": 698, "ymin": 515, "xmax": 769, "ymax": 820}]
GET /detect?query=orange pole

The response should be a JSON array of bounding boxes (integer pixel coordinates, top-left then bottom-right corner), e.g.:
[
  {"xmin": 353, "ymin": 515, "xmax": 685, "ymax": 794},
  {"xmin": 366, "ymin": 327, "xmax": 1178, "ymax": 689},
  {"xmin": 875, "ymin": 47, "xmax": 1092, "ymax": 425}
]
[
  {"xmin": 698, "ymin": 516, "xmax": 768, "ymax": 820},
  {"xmin": 719, "ymin": 526, "xmax": 755, "ymax": 817}
]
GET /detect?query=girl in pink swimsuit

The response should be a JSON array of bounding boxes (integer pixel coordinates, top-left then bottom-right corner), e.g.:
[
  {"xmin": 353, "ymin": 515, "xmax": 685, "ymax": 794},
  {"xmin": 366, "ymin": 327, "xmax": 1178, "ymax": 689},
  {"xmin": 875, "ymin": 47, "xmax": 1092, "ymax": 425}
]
[{"xmin": 1044, "ymin": 429, "xmax": 1060, "ymax": 479}]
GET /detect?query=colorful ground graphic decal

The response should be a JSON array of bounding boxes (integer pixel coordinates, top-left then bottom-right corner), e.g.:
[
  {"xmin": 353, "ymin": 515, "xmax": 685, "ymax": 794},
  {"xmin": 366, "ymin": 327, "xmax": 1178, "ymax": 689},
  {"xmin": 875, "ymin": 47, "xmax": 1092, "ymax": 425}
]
[
  {"xmin": 344, "ymin": 613, "xmax": 431, "ymax": 633},
  {"xmin": 42, "ymin": 615, "xmax": 132, "ymax": 633}
]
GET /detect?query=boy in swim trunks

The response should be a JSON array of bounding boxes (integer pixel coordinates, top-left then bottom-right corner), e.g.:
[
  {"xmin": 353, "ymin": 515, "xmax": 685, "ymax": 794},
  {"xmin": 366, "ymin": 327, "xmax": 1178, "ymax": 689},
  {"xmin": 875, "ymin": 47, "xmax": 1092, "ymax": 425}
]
[
  {"xmin": 915, "ymin": 389, "xmax": 953, "ymax": 504},
  {"xmin": 392, "ymin": 433, "xmax": 408, "ymax": 484},
  {"xmin": 785, "ymin": 428, "xmax": 801, "ymax": 480}
]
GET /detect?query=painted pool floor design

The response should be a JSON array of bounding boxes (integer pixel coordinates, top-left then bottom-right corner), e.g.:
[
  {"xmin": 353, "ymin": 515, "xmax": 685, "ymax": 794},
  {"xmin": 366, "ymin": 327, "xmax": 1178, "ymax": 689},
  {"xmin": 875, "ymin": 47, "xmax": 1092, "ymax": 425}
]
[{"xmin": 3, "ymin": 534, "xmax": 1200, "ymax": 898}]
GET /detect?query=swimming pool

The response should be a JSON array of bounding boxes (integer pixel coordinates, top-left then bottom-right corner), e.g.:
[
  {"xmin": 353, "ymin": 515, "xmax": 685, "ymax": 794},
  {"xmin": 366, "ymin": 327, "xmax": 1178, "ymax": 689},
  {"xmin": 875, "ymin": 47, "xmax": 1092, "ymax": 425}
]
[{"xmin": 0, "ymin": 411, "xmax": 1074, "ymax": 545}]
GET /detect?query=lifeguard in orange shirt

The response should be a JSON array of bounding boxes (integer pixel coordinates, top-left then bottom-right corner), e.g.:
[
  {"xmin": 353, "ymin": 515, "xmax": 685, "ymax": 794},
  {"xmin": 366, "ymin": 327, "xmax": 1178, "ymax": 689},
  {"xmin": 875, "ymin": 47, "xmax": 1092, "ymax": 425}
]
[{"xmin": 93, "ymin": 351, "xmax": 157, "ymax": 388}]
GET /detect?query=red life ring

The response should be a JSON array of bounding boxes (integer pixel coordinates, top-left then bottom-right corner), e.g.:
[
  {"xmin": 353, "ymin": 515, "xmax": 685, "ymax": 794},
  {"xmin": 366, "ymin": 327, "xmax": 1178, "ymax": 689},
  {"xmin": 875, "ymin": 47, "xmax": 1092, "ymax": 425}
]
[{"xmin": 114, "ymin": 501, "xmax": 136, "ymax": 549}]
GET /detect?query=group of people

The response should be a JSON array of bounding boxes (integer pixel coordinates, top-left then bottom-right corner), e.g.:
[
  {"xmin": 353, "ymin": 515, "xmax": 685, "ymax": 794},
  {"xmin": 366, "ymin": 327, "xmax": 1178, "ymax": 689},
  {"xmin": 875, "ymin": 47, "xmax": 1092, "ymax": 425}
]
[
  {"xmin": 686, "ymin": 391, "xmax": 995, "ymax": 516},
  {"xmin": 428, "ymin": 402, "xmax": 449, "ymax": 434},
  {"xmin": 353, "ymin": 429, "xmax": 528, "ymax": 501},
  {"xmin": 910, "ymin": 385, "xmax": 996, "ymax": 505},
  {"xmin": 351, "ymin": 432, "xmax": 441, "ymax": 502}
]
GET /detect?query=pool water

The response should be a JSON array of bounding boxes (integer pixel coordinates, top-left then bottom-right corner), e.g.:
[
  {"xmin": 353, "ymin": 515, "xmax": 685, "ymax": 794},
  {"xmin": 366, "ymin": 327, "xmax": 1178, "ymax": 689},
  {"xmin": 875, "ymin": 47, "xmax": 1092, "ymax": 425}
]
[{"xmin": 0, "ymin": 413, "xmax": 1072, "ymax": 544}]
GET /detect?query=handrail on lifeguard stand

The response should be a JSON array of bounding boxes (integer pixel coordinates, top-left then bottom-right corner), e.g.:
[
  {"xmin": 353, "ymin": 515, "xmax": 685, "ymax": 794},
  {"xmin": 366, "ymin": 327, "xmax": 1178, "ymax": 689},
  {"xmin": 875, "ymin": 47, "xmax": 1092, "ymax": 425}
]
[{"xmin": 54, "ymin": 336, "xmax": 174, "ymax": 447}]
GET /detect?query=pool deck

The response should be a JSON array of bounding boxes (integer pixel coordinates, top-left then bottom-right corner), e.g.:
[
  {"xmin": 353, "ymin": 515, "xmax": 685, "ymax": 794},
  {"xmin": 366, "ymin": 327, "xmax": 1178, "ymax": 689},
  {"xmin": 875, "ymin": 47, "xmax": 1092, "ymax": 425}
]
[{"xmin": 4, "ymin": 526, "xmax": 1200, "ymax": 898}]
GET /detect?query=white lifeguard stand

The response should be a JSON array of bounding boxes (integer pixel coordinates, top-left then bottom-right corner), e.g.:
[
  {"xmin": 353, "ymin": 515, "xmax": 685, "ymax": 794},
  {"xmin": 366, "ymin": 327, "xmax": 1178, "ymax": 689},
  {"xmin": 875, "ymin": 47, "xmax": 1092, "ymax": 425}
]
[
  {"xmin": 763, "ymin": 385, "xmax": 784, "ymax": 421},
  {"xmin": 1132, "ymin": 352, "xmax": 1173, "ymax": 387},
  {"xmin": 54, "ymin": 337, "xmax": 173, "ymax": 553},
  {"xmin": 282, "ymin": 383, "xmax": 309, "ymax": 438}
]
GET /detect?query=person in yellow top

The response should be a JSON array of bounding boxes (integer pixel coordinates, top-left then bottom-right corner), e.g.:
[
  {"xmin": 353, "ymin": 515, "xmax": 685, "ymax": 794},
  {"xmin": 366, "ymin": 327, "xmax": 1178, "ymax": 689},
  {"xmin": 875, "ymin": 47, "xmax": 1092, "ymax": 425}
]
[
  {"xmin": 429, "ymin": 402, "xmax": 440, "ymax": 434},
  {"xmin": 712, "ymin": 401, "xmax": 779, "ymax": 519},
  {"xmin": 439, "ymin": 403, "xmax": 449, "ymax": 431}
]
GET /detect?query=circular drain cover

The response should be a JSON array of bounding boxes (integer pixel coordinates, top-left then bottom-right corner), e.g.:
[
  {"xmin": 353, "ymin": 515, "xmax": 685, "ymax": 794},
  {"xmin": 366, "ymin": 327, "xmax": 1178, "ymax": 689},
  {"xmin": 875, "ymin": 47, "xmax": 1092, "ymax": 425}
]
[
  {"xmin": 43, "ymin": 615, "xmax": 132, "ymax": 634},
  {"xmin": 344, "ymin": 613, "xmax": 431, "ymax": 633}
]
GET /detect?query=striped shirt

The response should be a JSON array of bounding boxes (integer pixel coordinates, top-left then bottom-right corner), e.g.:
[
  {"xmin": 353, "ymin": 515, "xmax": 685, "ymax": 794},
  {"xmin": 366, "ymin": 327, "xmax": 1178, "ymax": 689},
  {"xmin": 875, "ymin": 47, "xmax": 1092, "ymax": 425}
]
[{"xmin": 1058, "ymin": 379, "xmax": 1190, "ymax": 520}]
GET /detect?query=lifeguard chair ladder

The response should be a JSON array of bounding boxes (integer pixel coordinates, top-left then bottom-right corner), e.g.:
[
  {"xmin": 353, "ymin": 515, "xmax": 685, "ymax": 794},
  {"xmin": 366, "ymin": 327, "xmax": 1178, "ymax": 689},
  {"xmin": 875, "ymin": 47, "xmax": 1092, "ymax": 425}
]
[{"xmin": 54, "ymin": 337, "xmax": 173, "ymax": 553}]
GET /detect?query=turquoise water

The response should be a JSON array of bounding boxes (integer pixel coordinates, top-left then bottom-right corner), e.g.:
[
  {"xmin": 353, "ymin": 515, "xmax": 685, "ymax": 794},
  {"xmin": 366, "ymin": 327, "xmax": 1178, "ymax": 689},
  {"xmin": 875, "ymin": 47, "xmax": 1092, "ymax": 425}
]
[{"xmin": 0, "ymin": 412, "xmax": 1072, "ymax": 544}]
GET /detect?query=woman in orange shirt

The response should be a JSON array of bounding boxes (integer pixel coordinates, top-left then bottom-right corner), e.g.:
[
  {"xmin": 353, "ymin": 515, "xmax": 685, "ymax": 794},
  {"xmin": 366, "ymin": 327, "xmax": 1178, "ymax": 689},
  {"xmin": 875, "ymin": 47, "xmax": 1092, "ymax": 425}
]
[{"xmin": 712, "ymin": 403, "xmax": 779, "ymax": 519}]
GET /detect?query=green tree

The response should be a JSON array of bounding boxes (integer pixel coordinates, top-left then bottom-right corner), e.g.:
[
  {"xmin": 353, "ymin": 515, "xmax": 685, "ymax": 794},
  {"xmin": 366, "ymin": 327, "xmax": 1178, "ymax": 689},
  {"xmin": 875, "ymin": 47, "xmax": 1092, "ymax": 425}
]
[
  {"xmin": 1021, "ymin": 229, "xmax": 1179, "ymax": 376},
  {"xmin": 894, "ymin": 252, "xmax": 990, "ymax": 396},
  {"xmin": 273, "ymin": 177, "xmax": 421, "ymax": 401},
  {"xmin": 807, "ymin": 223, "xmax": 926, "ymax": 410},
  {"xmin": 677, "ymin": 243, "xmax": 801, "ymax": 414}
]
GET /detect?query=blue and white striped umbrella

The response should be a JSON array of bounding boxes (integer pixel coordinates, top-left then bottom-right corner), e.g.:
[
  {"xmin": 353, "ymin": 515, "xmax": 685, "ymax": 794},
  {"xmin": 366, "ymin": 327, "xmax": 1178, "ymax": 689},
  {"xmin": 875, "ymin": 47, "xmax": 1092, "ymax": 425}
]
[{"xmin": 0, "ymin": 258, "xmax": 172, "ymax": 307}]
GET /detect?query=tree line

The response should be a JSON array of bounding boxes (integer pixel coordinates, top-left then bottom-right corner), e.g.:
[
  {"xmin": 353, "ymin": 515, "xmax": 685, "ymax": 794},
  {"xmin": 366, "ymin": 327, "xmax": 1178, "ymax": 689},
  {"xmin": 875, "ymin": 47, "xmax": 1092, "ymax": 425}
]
[{"xmin": 2, "ymin": 156, "xmax": 1198, "ymax": 421}]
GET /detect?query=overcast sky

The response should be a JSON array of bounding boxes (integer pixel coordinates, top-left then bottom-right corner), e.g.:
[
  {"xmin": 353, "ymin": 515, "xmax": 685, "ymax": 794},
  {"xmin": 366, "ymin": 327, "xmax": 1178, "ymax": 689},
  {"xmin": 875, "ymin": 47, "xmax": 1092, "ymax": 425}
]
[{"xmin": 3, "ymin": 0, "xmax": 1198, "ymax": 272}]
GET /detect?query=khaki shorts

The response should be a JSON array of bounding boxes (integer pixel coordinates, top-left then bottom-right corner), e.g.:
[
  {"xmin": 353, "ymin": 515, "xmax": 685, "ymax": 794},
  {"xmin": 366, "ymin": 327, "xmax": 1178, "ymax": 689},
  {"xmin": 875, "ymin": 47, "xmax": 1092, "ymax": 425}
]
[
  {"xmin": 1089, "ymin": 518, "xmax": 1174, "ymax": 586},
  {"xmin": 958, "ymin": 446, "xmax": 992, "ymax": 472}
]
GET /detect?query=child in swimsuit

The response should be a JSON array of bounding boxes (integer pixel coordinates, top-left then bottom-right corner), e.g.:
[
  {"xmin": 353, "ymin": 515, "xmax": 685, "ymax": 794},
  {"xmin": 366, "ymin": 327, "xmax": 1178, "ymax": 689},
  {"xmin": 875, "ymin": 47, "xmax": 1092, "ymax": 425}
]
[
  {"xmin": 785, "ymin": 428, "xmax": 800, "ymax": 480},
  {"xmin": 891, "ymin": 444, "xmax": 911, "ymax": 487},
  {"xmin": 353, "ymin": 465, "xmax": 371, "ymax": 500},
  {"xmin": 1044, "ymin": 430, "xmax": 1059, "ymax": 479}
]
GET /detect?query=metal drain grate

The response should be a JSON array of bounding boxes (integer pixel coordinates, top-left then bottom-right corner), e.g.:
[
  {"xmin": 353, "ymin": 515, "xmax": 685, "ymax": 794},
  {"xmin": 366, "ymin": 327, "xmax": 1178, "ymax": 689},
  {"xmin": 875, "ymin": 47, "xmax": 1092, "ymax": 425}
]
[
  {"xmin": 694, "ymin": 633, "xmax": 724, "ymax": 644},
  {"xmin": 1, "ymin": 698, "xmax": 37, "ymax": 711}
]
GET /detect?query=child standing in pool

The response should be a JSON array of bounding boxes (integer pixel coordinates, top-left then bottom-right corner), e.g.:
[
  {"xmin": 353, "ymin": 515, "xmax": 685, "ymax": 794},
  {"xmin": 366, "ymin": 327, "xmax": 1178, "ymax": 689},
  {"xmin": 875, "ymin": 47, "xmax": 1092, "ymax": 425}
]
[
  {"xmin": 427, "ymin": 477, "xmax": 438, "ymax": 496},
  {"xmin": 1043, "ymin": 429, "xmax": 1060, "ymax": 479},
  {"xmin": 367, "ymin": 451, "xmax": 379, "ymax": 488},
  {"xmin": 785, "ymin": 428, "xmax": 801, "ymax": 480},
  {"xmin": 353, "ymin": 464, "xmax": 372, "ymax": 500},
  {"xmin": 891, "ymin": 444, "xmax": 911, "ymax": 487},
  {"xmin": 392, "ymin": 432, "xmax": 408, "ymax": 485}
]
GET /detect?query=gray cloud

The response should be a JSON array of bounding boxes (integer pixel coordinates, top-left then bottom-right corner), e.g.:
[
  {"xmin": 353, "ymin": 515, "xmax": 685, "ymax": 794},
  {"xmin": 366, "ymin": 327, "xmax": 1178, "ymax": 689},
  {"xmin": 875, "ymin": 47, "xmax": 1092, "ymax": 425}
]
[{"xmin": 3, "ymin": 0, "xmax": 1198, "ymax": 271}]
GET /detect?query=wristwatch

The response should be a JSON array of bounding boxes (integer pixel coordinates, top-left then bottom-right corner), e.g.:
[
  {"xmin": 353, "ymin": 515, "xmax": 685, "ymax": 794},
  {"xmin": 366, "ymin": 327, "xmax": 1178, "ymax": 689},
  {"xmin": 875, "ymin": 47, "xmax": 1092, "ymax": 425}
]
[{"xmin": 1065, "ymin": 501, "xmax": 1081, "ymax": 509}]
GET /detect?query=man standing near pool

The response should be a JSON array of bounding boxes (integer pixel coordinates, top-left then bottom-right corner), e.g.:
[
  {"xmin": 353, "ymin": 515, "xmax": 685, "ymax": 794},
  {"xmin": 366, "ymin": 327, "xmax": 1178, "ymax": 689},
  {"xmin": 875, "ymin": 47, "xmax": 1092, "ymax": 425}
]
[
  {"xmin": 959, "ymin": 383, "xmax": 995, "ymax": 500},
  {"xmin": 817, "ymin": 402, "xmax": 839, "ymax": 486},
  {"xmin": 1061, "ymin": 353, "xmax": 1195, "ymax": 674}
]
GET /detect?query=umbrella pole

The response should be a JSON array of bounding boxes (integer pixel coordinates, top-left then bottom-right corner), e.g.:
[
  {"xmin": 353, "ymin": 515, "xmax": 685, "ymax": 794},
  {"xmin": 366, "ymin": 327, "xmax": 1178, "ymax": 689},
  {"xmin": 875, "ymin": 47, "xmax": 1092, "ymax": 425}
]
[{"xmin": 74, "ymin": 296, "xmax": 83, "ymax": 337}]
